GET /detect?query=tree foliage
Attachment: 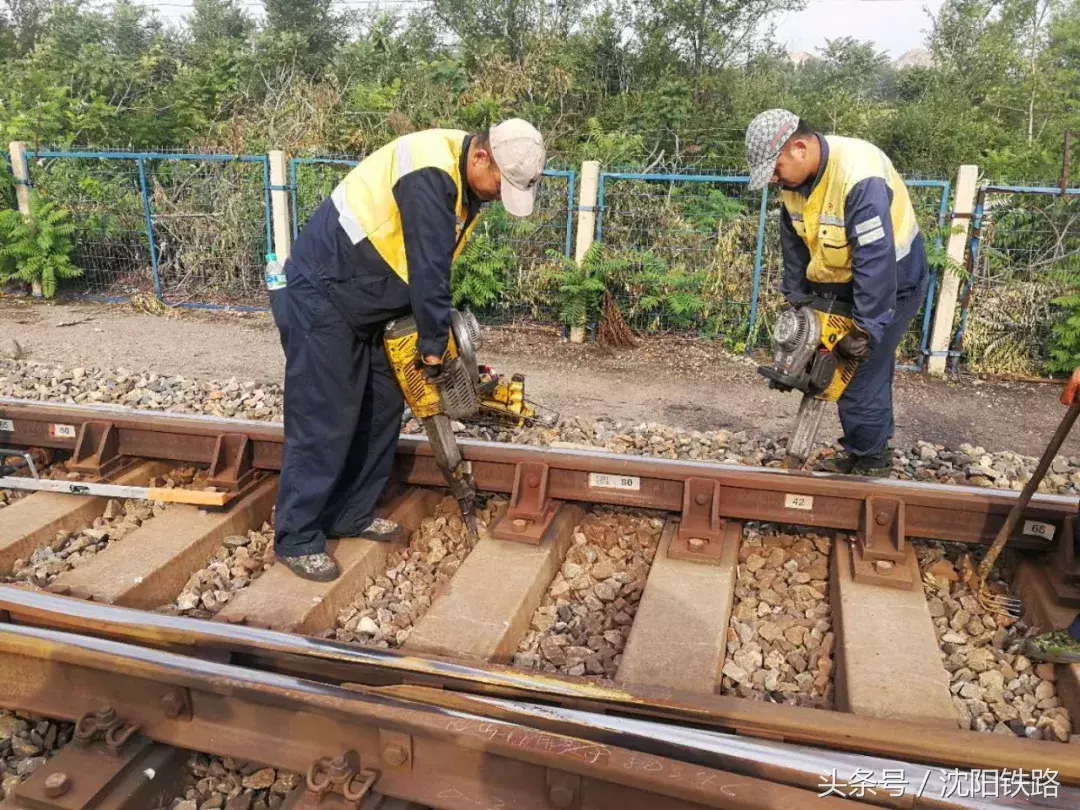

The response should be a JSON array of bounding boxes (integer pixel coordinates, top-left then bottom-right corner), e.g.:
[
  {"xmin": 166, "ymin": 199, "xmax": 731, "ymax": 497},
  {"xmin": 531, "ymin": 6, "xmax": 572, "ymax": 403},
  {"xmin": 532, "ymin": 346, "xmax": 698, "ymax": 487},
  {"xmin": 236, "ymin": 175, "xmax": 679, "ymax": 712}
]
[{"xmin": 0, "ymin": 0, "xmax": 1072, "ymax": 180}]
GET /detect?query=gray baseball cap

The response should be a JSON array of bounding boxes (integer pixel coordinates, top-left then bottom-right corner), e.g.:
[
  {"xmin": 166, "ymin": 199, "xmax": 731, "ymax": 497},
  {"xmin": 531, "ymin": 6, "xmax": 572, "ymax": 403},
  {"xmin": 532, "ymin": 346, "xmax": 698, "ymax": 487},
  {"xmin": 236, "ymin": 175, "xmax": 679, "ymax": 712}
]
[{"xmin": 745, "ymin": 109, "xmax": 800, "ymax": 191}]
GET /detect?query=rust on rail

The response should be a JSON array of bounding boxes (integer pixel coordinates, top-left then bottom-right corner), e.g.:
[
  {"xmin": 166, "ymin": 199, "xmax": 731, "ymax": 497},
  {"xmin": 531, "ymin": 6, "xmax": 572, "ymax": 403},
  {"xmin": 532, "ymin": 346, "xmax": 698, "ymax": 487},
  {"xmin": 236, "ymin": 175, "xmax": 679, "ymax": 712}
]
[
  {"xmin": 0, "ymin": 622, "xmax": 851, "ymax": 810},
  {"xmin": 1, "ymin": 397, "xmax": 1075, "ymax": 551},
  {"xmin": 2, "ymin": 587, "xmax": 1077, "ymax": 786}
]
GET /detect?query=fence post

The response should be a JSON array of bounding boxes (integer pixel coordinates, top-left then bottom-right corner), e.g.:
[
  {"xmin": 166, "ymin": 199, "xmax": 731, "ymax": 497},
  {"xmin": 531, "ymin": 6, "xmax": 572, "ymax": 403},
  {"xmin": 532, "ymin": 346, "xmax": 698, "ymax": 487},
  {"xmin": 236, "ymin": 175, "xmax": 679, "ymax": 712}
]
[
  {"xmin": 269, "ymin": 150, "xmax": 291, "ymax": 260},
  {"xmin": 8, "ymin": 142, "xmax": 41, "ymax": 297},
  {"xmin": 745, "ymin": 186, "xmax": 769, "ymax": 350},
  {"xmin": 136, "ymin": 156, "xmax": 163, "ymax": 302},
  {"xmin": 927, "ymin": 165, "xmax": 979, "ymax": 376},
  {"xmin": 8, "ymin": 142, "xmax": 31, "ymax": 216},
  {"xmin": 571, "ymin": 160, "xmax": 600, "ymax": 344}
]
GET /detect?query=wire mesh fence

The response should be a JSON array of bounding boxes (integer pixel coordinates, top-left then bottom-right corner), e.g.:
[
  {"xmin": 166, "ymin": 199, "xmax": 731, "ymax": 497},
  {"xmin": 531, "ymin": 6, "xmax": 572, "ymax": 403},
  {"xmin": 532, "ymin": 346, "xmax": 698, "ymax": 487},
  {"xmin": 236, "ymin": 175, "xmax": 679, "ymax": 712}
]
[
  {"xmin": 290, "ymin": 156, "xmax": 359, "ymax": 242},
  {"xmin": 147, "ymin": 155, "xmax": 272, "ymax": 306},
  {"xmin": 0, "ymin": 151, "xmax": 14, "ymax": 211},
  {"xmin": 14, "ymin": 146, "xmax": 1080, "ymax": 377},
  {"xmin": 594, "ymin": 172, "xmax": 767, "ymax": 347},
  {"xmin": 953, "ymin": 185, "xmax": 1080, "ymax": 375},
  {"xmin": 23, "ymin": 151, "xmax": 272, "ymax": 305},
  {"xmin": 26, "ymin": 151, "xmax": 156, "ymax": 298},
  {"xmin": 594, "ymin": 172, "xmax": 950, "ymax": 360}
]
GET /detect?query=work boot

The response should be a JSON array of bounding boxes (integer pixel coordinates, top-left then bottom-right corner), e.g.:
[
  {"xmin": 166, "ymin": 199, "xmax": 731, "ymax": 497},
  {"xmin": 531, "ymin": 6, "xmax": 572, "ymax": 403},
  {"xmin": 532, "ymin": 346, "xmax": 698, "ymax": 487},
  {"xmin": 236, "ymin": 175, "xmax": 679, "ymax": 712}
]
[
  {"xmin": 852, "ymin": 452, "xmax": 893, "ymax": 478},
  {"xmin": 360, "ymin": 517, "xmax": 408, "ymax": 543},
  {"xmin": 1024, "ymin": 630, "xmax": 1080, "ymax": 665},
  {"xmin": 276, "ymin": 552, "xmax": 339, "ymax": 582},
  {"xmin": 816, "ymin": 453, "xmax": 856, "ymax": 474}
]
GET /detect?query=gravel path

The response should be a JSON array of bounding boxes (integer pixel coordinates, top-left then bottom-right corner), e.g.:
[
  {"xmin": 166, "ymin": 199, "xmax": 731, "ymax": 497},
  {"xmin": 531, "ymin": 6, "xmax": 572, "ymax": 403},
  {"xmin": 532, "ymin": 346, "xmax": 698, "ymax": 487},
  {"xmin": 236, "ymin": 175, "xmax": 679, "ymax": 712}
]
[
  {"xmin": 5, "ymin": 297, "xmax": 1080, "ymax": 458},
  {"xmin": 515, "ymin": 508, "xmax": 663, "ymax": 678},
  {"xmin": 331, "ymin": 496, "xmax": 495, "ymax": 648},
  {"xmin": 918, "ymin": 543, "xmax": 1077, "ymax": 743},
  {"xmin": 156, "ymin": 753, "xmax": 299, "ymax": 810},
  {"xmin": 0, "ymin": 711, "xmax": 72, "ymax": 802},
  {"xmin": 723, "ymin": 525, "xmax": 834, "ymax": 709}
]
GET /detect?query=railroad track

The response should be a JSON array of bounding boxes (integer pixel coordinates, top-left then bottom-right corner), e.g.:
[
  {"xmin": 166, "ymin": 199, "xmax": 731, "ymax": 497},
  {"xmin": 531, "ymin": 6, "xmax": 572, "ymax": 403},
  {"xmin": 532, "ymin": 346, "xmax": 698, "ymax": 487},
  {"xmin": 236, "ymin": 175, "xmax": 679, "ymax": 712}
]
[{"xmin": 0, "ymin": 397, "xmax": 1079, "ymax": 810}]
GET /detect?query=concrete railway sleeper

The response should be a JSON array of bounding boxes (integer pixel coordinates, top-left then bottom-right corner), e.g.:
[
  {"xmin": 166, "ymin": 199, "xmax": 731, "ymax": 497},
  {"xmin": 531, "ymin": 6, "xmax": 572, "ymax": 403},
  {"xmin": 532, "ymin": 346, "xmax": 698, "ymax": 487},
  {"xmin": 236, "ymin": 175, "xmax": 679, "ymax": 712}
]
[{"xmin": 2, "ymin": 400, "xmax": 1080, "ymax": 805}]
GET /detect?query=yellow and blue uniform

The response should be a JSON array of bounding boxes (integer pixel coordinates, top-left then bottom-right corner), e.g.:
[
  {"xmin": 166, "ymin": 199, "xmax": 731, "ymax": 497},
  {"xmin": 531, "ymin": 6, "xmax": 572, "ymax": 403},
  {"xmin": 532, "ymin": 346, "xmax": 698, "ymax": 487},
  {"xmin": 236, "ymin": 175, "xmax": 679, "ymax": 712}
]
[
  {"xmin": 779, "ymin": 134, "xmax": 929, "ymax": 459},
  {"xmin": 272, "ymin": 130, "xmax": 483, "ymax": 558}
]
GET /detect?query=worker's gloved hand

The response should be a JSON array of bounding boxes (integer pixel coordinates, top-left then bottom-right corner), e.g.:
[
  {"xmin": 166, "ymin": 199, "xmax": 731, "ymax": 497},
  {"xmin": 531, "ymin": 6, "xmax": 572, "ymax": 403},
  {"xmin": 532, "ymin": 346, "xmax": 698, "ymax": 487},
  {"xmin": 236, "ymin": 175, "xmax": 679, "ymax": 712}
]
[
  {"xmin": 421, "ymin": 359, "xmax": 444, "ymax": 384},
  {"xmin": 834, "ymin": 329, "xmax": 871, "ymax": 363},
  {"xmin": 1062, "ymin": 366, "xmax": 1080, "ymax": 406}
]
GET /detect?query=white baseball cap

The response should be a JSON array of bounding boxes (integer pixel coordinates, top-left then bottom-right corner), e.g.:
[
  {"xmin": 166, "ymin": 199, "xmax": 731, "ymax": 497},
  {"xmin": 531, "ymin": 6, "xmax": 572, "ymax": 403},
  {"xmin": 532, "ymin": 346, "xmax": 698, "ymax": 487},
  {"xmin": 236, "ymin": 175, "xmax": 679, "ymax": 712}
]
[{"xmin": 490, "ymin": 119, "xmax": 546, "ymax": 217}]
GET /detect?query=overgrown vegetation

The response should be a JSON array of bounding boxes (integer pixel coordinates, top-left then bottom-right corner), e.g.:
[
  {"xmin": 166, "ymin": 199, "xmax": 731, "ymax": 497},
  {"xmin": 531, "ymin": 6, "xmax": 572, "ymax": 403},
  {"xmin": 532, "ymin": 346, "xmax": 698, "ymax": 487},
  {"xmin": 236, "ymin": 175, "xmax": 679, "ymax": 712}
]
[
  {"xmin": 0, "ymin": 0, "xmax": 1078, "ymax": 370},
  {"xmin": 0, "ymin": 190, "xmax": 81, "ymax": 297}
]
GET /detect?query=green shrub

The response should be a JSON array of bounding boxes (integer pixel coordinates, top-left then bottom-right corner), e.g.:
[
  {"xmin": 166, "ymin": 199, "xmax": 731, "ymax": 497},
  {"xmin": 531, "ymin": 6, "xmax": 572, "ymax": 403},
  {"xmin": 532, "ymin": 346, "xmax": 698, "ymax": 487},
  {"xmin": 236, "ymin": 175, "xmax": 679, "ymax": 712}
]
[{"xmin": 0, "ymin": 191, "xmax": 82, "ymax": 297}]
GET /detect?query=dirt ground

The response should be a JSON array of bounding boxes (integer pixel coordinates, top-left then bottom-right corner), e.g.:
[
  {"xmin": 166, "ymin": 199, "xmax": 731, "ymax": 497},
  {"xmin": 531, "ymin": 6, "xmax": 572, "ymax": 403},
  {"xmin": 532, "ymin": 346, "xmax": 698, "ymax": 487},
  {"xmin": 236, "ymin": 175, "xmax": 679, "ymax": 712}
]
[{"xmin": 2, "ymin": 295, "xmax": 1079, "ymax": 459}]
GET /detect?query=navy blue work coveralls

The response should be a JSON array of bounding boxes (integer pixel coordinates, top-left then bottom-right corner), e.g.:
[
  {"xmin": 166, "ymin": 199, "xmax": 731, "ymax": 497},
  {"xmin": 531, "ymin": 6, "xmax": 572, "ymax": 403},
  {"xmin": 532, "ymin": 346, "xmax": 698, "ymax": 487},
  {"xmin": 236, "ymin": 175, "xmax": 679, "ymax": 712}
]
[
  {"xmin": 271, "ymin": 138, "xmax": 482, "ymax": 559},
  {"xmin": 779, "ymin": 135, "xmax": 929, "ymax": 459}
]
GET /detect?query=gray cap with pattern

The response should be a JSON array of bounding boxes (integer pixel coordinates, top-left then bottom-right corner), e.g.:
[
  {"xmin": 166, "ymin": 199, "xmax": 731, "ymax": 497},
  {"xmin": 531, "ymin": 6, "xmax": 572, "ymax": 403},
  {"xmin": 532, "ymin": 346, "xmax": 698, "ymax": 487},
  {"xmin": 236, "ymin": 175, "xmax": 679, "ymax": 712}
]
[{"xmin": 745, "ymin": 109, "xmax": 800, "ymax": 191}]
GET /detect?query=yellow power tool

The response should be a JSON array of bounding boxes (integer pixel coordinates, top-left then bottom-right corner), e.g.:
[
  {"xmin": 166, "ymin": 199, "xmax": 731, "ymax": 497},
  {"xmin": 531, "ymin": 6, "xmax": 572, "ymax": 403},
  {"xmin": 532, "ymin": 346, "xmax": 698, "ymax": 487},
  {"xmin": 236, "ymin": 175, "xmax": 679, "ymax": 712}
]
[
  {"xmin": 384, "ymin": 310, "xmax": 548, "ymax": 539},
  {"xmin": 757, "ymin": 297, "xmax": 861, "ymax": 463}
]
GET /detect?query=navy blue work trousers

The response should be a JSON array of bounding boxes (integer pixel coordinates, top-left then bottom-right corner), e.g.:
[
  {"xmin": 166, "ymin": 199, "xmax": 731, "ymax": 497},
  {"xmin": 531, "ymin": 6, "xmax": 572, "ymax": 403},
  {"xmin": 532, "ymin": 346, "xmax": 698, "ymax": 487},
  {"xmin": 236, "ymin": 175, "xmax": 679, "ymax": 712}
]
[
  {"xmin": 270, "ymin": 268, "xmax": 404, "ymax": 558},
  {"xmin": 837, "ymin": 280, "xmax": 928, "ymax": 458},
  {"xmin": 1072, "ymin": 503, "xmax": 1080, "ymax": 640}
]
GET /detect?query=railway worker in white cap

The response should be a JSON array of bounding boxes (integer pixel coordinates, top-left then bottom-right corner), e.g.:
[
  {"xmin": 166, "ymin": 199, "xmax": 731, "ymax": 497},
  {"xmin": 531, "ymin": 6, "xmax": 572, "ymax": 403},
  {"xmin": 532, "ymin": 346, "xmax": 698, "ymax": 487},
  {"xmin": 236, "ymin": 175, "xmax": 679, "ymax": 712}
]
[
  {"xmin": 745, "ymin": 110, "xmax": 929, "ymax": 477},
  {"xmin": 271, "ymin": 121, "xmax": 546, "ymax": 581}
]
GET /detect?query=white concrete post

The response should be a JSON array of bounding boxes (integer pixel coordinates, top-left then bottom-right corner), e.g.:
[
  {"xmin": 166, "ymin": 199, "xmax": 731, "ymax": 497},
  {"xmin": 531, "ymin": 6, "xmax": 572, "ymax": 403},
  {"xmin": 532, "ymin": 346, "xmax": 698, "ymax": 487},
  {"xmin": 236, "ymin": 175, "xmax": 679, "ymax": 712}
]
[
  {"xmin": 928, "ymin": 164, "xmax": 979, "ymax": 375},
  {"xmin": 268, "ymin": 150, "xmax": 292, "ymax": 260},
  {"xmin": 570, "ymin": 160, "xmax": 600, "ymax": 343},
  {"xmin": 8, "ymin": 141, "xmax": 41, "ymax": 296}
]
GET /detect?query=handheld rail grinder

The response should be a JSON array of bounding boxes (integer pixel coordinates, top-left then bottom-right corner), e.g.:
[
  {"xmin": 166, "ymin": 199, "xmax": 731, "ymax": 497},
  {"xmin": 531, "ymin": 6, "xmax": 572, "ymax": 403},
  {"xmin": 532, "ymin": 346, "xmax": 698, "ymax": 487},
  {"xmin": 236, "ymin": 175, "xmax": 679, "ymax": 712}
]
[
  {"xmin": 384, "ymin": 310, "xmax": 552, "ymax": 541},
  {"xmin": 757, "ymin": 297, "xmax": 862, "ymax": 464}
]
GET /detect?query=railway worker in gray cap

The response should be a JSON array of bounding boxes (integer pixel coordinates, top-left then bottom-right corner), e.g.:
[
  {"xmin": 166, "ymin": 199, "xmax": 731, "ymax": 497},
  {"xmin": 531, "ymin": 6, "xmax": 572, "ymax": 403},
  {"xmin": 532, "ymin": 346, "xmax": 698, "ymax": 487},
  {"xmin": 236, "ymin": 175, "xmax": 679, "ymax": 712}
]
[
  {"xmin": 270, "ymin": 121, "xmax": 546, "ymax": 582},
  {"xmin": 745, "ymin": 110, "xmax": 929, "ymax": 477}
]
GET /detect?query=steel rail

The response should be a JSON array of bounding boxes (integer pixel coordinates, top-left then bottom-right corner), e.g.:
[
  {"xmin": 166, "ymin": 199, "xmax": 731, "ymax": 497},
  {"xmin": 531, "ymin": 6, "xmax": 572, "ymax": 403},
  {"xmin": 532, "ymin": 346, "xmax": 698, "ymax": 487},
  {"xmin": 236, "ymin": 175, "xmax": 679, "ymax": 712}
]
[
  {"xmin": 3, "ymin": 587, "xmax": 1077, "ymax": 785},
  {"xmin": 0, "ymin": 397, "xmax": 1075, "ymax": 548},
  {"xmin": 0, "ymin": 621, "xmax": 855, "ymax": 810}
]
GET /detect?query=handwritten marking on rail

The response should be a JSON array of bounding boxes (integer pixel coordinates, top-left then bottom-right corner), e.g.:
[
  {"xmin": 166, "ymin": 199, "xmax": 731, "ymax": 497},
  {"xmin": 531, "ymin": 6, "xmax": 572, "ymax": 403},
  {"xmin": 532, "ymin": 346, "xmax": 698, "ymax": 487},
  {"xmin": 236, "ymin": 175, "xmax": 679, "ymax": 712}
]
[
  {"xmin": 619, "ymin": 754, "xmax": 738, "ymax": 796},
  {"xmin": 436, "ymin": 786, "xmax": 509, "ymax": 809},
  {"xmin": 443, "ymin": 718, "xmax": 611, "ymax": 765}
]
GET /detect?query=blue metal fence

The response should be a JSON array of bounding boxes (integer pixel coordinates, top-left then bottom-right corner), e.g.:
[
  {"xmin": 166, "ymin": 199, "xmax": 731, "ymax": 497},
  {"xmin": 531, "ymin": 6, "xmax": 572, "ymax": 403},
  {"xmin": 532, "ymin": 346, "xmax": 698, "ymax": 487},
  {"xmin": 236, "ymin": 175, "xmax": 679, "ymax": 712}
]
[
  {"xmin": 23, "ymin": 150, "xmax": 273, "ymax": 308},
  {"xmin": 949, "ymin": 183, "xmax": 1080, "ymax": 374},
  {"xmin": 595, "ymin": 171, "xmax": 768, "ymax": 346},
  {"xmin": 594, "ymin": 171, "xmax": 951, "ymax": 363},
  {"xmin": 0, "ymin": 149, "xmax": 961, "ymax": 369}
]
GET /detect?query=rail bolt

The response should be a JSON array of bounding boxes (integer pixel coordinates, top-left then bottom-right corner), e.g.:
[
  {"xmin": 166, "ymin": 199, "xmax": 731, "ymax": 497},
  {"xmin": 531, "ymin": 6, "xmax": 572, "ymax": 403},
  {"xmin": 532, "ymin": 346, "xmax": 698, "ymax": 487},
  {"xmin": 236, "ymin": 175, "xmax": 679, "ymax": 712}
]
[
  {"xmin": 512, "ymin": 518, "xmax": 528, "ymax": 533},
  {"xmin": 382, "ymin": 744, "xmax": 408, "ymax": 767},
  {"xmin": 547, "ymin": 784, "xmax": 575, "ymax": 808},
  {"xmin": 526, "ymin": 474, "xmax": 540, "ymax": 488},
  {"xmin": 161, "ymin": 690, "xmax": 185, "ymax": 718},
  {"xmin": 694, "ymin": 492, "xmax": 709, "ymax": 506},
  {"xmin": 875, "ymin": 560, "xmax": 894, "ymax": 573},
  {"xmin": 44, "ymin": 772, "xmax": 71, "ymax": 798},
  {"xmin": 875, "ymin": 511, "xmax": 890, "ymax": 526}
]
